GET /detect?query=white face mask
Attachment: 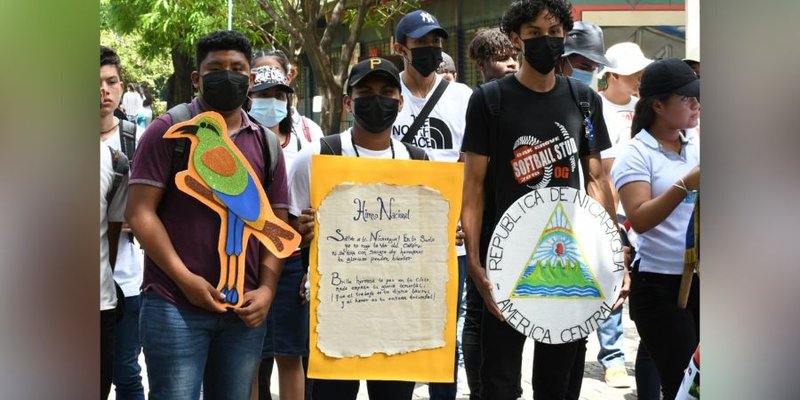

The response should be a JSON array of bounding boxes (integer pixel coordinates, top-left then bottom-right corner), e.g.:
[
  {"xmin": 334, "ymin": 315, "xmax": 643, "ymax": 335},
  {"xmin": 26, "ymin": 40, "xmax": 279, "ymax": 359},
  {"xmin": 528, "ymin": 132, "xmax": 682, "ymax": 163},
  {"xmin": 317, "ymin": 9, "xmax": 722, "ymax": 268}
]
[{"xmin": 249, "ymin": 97, "xmax": 288, "ymax": 127}]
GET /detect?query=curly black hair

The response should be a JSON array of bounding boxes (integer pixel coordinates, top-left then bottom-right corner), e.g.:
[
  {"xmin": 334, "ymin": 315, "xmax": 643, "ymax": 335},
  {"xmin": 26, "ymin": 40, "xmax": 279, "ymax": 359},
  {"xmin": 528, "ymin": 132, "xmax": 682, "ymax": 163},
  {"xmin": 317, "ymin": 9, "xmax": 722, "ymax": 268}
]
[
  {"xmin": 468, "ymin": 28, "xmax": 518, "ymax": 62},
  {"xmin": 500, "ymin": 0, "xmax": 574, "ymax": 36},
  {"xmin": 100, "ymin": 45, "xmax": 122, "ymax": 77},
  {"xmin": 196, "ymin": 30, "xmax": 253, "ymax": 70}
]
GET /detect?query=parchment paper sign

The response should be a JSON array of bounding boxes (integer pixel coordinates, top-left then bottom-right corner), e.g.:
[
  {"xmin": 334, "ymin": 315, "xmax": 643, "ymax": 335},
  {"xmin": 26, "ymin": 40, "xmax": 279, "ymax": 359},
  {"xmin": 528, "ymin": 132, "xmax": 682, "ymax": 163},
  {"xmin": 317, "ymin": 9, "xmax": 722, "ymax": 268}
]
[
  {"xmin": 308, "ymin": 155, "xmax": 463, "ymax": 383},
  {"xmin": 487, "ymin": 186, "xmax": 624, "ymax": 344},
  {"xmin": 317, "ymin": 183, "xmax": 449, "ymax": 357}
]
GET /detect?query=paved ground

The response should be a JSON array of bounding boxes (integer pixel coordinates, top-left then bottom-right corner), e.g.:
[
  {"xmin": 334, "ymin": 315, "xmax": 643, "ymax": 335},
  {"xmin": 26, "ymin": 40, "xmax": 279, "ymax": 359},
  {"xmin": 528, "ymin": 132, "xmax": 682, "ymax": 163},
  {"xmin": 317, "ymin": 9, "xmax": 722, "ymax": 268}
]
[{"xmin": 110, "ymin": 301, "xmax": 642, "ymax": 400}]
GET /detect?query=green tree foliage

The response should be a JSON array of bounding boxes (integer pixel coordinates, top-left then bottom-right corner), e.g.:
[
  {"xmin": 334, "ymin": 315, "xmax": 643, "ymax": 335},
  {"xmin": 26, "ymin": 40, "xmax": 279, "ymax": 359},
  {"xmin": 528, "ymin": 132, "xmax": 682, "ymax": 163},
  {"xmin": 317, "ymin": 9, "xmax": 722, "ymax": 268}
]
[
  {"xmin": 100, "ymin": 29, "xmax": 172, "ymax": 99},
  {"xmin": 103, "ymin": 0, "xmax": 270, "ymax": 108},
  {"xmin": 257, "ymin": 0, "xmax": 419, "ymax": 134}
]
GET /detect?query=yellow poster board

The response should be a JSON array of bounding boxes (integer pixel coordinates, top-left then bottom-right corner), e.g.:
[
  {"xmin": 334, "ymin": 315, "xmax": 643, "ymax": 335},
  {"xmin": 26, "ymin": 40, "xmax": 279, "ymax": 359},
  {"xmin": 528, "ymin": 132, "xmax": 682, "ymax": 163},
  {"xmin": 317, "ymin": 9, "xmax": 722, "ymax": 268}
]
[{"xmin": 308, "ymin": 154, "xmax": 463, "ymax": 382}]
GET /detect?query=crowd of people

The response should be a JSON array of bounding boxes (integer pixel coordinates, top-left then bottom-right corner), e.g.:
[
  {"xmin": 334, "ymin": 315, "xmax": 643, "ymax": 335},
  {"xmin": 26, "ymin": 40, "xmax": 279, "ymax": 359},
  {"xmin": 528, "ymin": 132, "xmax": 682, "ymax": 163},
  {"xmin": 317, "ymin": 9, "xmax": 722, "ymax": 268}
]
[{"xmin": 99, "ymin": 1, "xmax": 700, "ymax": 399}]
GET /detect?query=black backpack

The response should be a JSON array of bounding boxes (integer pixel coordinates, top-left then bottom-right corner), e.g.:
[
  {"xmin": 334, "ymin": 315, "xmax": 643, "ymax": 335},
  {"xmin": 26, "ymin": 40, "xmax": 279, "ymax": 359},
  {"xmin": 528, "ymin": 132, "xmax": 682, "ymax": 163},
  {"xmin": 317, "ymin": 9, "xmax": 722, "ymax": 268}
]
[
  {"xmin": 319, "ymin": 133, "xmax": 429, "ymax": 160},
  {"xmin": 165, "ymin": 103, "xmax": 281, "ymax": 189},
  {"xmin": 104, "ymin": 121, "xmax": 135, "ymax": 206},
  {"xmin": 105, "ymin": 146, "xmax": 130, "ymax": 321},
  {"xmin": 105, "ymin": 147, "xmax": 129, "ymax": 205},
  {"xmin": 119, "ymin": 119, "xmax": 137, "ymax": 166}
]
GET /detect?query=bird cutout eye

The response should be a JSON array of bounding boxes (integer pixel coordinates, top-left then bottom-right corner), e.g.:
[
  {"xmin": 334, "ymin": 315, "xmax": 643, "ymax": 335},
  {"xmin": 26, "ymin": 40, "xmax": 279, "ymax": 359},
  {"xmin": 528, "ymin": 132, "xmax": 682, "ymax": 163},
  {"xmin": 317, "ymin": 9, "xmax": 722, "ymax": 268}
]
[
  {"xmin": 201, "ymin": 147, "xmax": 238, "ymax": 177},
  {"xmin": 199, "ymin": 121, "xmax": 222, "ymax": 136}
]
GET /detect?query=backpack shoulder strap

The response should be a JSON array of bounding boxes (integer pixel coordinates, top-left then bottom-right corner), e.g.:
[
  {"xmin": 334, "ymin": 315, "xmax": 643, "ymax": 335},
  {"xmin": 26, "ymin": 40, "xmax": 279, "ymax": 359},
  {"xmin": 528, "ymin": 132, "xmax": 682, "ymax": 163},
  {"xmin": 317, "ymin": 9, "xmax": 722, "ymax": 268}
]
[
  {"xmin": 480, "ymin": 79, "xmax": 503, "ymax": 120},
  {"xmin": 565, "ymin": 77, "xmax": 595, "ymax": 141},
  {"xmin": 300, "ymin": 116, "xmax": 312, "ymax": 142},
  {"xmin": 106, "ymin": 147, "xmax": 129, "ymax": 205},
  {"xmin": 319, "ymin": 134, "xmax": 343, "ymax": 156},
  {"xmin": 166, "ymin": 103, "xmax": 194, "ymax": 181},
  {"xmin": 401, "ymin": 142, "xmax": 429, "ymax": 160},
  {"xmin": 119, "ymin": 119, "xmax": 137, "ymax": 163},
  {"xmin": 400, "ymin": 79, "xmax": 450, "ymax": 144},
  {"xmin": 259, "ymin": 123, "xmax": 281, "ymax": 190}
]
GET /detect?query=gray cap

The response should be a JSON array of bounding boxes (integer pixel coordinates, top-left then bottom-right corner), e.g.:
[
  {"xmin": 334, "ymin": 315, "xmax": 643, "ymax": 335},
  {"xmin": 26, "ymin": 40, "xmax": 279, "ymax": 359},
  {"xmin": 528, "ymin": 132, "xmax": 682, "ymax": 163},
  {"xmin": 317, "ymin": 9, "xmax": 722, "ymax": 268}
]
[
  {"xmin": 563, "ymin": 21, "xmax": 611, "ymax": 67},
  {"xmin": 439, "ymin": 52, "xmax": 456, "ymax": 73}
]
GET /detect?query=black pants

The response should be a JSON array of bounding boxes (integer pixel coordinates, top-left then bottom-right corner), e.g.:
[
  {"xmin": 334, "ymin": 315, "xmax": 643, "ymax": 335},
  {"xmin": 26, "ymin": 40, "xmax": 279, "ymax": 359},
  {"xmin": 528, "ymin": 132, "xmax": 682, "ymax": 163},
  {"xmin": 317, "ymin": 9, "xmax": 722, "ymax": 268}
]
[
  {"xmin": 101, "ymin": 309, "xmax": 117, "ymax": 399},
  {"xmin": 630, "ymin": 266, "xmax": 699, "ymax": 400},
  {"xmin": 479, "ymin": 307, "xmax": 585, "ymax": 400},
  {"xmin": 635, "ymin": 341, "xmax": 662, "ymax": 400},
  {"xmin": 462, "ymin": 277, "xmax": 483, "ymax": 400},
  {"xmin": 311, "ymin": 379, "xmax": 414, "ymax": 400}
]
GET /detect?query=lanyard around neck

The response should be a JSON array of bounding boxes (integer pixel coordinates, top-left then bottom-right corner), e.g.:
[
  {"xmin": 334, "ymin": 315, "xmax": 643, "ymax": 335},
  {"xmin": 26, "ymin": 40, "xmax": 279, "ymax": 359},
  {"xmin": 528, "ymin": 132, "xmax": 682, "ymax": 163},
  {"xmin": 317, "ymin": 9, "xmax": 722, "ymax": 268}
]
[{"xmin": 350, "ymin": 133, "xmax": 395, "ymax": 159}]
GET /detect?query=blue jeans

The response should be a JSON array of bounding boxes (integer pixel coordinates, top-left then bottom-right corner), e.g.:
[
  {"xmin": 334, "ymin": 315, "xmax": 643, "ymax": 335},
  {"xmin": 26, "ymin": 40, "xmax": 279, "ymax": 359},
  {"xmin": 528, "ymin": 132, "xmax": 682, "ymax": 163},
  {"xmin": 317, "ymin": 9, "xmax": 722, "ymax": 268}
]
[
  {"xmin": 113, "ymin": 295, "xmax": 145, "ymax": 400},
  {"xmin": 262, "ymin": 255, "xmax": 308, "ymax": 357},
  {"xmin": 429, "ymin": 255, "xmax": 466, "ymax": 400},
  {"xmin": 140, "ymin": 292, "xmax": 267, "ymax": 400},
  {"xmin": 595, "ymin": 305, "xmax": 626, "ymax": 369}
]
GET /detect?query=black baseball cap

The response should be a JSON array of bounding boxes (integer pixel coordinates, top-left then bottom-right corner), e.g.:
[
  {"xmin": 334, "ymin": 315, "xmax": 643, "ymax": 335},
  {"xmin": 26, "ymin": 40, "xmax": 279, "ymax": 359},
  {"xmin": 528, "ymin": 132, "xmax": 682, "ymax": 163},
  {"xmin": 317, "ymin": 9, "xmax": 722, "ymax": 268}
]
[
  {"xmin": 251, "ymin": 65, "xmax": 293, "ymax": 94},
  {"xmin": 395, "ymin": 10, "xmax": 448, "ymax": 44},
  {"xmin": 347, "ymin": 57, "xmax": 402, "ymax": 89},
  {"xmin": 638, "ymin": 57, "xmax": 699, "ymax": 98}
]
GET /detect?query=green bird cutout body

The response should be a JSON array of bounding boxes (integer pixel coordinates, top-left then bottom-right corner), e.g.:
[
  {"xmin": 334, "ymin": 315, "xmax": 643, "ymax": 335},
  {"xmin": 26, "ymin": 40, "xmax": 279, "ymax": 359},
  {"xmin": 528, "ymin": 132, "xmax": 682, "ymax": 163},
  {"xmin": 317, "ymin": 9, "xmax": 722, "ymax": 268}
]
[{"xmin": 192, "ymin": 119, "xmax": 248, "ymax": 196}]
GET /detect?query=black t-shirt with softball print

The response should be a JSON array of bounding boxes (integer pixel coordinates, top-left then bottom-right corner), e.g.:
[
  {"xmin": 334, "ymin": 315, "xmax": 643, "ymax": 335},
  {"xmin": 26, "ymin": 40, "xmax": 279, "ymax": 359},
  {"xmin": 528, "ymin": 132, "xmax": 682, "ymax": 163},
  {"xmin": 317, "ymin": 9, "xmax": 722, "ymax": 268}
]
[{"xmin": 462, "ymin": 74, "xmax": 611, "ymax": 231}]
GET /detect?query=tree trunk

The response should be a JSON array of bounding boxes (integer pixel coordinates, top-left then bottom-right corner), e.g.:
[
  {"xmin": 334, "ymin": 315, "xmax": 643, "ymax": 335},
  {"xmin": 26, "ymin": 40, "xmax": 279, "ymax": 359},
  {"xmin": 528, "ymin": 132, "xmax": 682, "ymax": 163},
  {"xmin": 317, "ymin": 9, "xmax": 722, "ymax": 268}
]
[
  {"xmin": 308, "ymin": 59, "xmax": 345, "ymax": 135},
  {"xmin": 322, "ymin": 82, "xmax": 345, "ymax": 134},
  {"xmin": 167, "ymin": 48, "xmax": 194, "ymax": 109}
]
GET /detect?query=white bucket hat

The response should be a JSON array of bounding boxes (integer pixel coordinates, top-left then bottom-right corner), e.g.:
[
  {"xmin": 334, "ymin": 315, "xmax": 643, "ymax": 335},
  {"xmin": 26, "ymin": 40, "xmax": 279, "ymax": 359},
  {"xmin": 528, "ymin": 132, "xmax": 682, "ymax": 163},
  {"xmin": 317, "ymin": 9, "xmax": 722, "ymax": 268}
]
[{"xmin": 601, "ymin": 42, "xmax": 653, "ymax": 76}]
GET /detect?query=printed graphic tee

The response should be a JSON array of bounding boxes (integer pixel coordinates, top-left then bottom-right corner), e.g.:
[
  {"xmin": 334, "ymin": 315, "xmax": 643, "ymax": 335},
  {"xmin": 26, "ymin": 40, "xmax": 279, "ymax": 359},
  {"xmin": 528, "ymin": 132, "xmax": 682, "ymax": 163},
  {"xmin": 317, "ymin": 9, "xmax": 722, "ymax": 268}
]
[
  {"xmin": 462, "ymin": 75, "xmax": 611, "ymax": 228},
  {"xmin": 393, "ymin": 73, "xmax": 473, "ymax": 162},
  {"xmin": 599, "ymin": 93, "xmax": 637, "ymax": 159}
]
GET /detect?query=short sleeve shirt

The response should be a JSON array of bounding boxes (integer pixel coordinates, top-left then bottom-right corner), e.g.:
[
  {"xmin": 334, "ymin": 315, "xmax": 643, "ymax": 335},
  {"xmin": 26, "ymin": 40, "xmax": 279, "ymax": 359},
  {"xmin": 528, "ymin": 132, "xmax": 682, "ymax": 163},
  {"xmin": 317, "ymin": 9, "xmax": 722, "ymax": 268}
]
[
  {"xmin": 129, "ymin": 98, "xmax": 289, "ymax": 309},
  {"xmin": 462, "ymin": 75, "xmax": 611, "ymax": 227},
  {"xmin": 611, "ymin": 129, "xmax": 699, "ymax": 275},
  {"xmin": 288, "ymin": 129, "xmax": 412, "ymax": 218},
  {"xmin": 392, "ymin": 74, "xmax": 473, "ymax": 162}
]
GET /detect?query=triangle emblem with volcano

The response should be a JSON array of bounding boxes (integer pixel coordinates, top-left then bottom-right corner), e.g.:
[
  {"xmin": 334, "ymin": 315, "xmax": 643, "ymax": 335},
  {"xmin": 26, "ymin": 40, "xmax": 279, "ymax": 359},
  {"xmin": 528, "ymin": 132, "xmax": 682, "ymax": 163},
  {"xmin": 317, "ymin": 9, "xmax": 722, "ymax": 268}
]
[{"xmin": 510, "ymin": 202, "xmax": 603, "ymax": 299}]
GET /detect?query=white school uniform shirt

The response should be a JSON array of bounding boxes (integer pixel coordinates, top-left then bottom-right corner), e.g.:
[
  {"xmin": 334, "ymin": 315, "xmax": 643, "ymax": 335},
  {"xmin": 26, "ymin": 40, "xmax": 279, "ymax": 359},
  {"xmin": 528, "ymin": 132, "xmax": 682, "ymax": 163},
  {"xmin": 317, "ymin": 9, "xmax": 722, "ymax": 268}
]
[
  {"xmin": 599, "ymin": 94, "xmax": 638, "ymax": 160},
  {"xmin": 392, "ymin": 74, "xmax": 471, "ymax": 256},
  {"xmin": 283, "ymin": 109, "xmax": 325, "ymax": 169},
  {"xmin": 611, "ymin": 129, "xmax": 699, "ymax": 275},
  {"xmin": 288, "ymin": 129, "xmax": 412, "ymax": 218}
]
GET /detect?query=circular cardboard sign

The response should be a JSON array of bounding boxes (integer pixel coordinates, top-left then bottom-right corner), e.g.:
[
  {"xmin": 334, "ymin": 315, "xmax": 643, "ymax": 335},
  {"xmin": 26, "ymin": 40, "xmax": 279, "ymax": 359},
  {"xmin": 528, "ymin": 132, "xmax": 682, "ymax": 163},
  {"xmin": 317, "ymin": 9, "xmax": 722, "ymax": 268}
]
[{"xmin": 486, "ymin": 187, "xmax": 625, "ymax": 344}]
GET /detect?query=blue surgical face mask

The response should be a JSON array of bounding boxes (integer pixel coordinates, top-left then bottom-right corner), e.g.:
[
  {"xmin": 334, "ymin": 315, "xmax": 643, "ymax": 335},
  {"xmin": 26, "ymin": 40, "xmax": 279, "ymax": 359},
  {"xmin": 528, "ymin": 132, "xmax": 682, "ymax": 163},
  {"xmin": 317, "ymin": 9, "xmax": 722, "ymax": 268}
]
[
  {"xmin": 571, "ymin": 68, "xmax": 594, "ymax": 86},
  {"xmin": 249, "ymin": 97, "xmax": 288, "ymax": 127}
]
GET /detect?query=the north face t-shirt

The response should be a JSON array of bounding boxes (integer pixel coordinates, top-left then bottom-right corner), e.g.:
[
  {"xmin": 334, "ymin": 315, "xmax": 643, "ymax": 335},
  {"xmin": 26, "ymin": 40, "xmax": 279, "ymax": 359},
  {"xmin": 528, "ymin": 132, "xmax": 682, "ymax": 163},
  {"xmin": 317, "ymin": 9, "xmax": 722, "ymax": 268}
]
[
  {"xmin": 462, "ymin": 75, "xmax": 611, "ymax": 226},
  {"xmin": 392, "ymin": 73, "xmax": 473, "ymax": 162}
]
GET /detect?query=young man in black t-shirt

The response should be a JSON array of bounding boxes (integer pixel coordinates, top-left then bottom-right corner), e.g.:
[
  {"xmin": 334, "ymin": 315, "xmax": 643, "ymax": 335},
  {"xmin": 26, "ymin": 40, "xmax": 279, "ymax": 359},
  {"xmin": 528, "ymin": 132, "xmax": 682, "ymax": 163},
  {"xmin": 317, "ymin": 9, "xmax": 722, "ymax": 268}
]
[{"xmin": 461, "ymin": 1, "xmax": 627, "ymax": 399}]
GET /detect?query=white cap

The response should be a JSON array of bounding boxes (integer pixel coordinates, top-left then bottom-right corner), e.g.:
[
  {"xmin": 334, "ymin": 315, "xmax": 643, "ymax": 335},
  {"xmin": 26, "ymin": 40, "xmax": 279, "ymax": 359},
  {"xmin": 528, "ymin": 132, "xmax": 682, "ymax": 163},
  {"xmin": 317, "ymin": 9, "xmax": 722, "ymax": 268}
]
[{"xmin": 600, "ymin": 42, "xmax": 653, "ymax": 76}]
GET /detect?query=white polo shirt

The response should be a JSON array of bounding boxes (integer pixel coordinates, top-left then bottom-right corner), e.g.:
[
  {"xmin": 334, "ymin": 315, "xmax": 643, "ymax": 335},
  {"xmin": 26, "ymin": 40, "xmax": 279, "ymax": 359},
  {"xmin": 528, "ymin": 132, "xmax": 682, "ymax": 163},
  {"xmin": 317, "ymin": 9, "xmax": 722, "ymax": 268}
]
[{"xmin": 611, "ymin": 129, "xmax": 699, "ymax": 275}]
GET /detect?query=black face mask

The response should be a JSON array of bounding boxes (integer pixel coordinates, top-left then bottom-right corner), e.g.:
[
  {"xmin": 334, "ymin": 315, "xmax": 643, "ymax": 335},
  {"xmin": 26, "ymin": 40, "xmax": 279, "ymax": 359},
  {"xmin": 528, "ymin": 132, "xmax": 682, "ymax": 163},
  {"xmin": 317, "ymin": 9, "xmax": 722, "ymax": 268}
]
[
  {"xmin": 522, "ymin": 36, "xmax": 565, "ymax": 74},
  {"xmin": 409, "ymin": 47, "xmax": 443, "ymax": 77},
  {"xmin": 352, "ymin": 95, "xmax": 400, "ymax": 134},
  {"xmin": 200, "ymin": 70, "xmax": 250, "ymax": 112}
]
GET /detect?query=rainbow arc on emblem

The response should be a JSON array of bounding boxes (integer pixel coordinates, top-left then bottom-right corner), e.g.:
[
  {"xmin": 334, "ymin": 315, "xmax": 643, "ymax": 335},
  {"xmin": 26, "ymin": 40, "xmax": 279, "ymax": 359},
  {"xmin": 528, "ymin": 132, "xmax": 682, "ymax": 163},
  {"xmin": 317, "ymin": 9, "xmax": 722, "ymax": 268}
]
[{"xmin": 511, "ymin": 203, "xmax": 603, "ymax": 299}]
